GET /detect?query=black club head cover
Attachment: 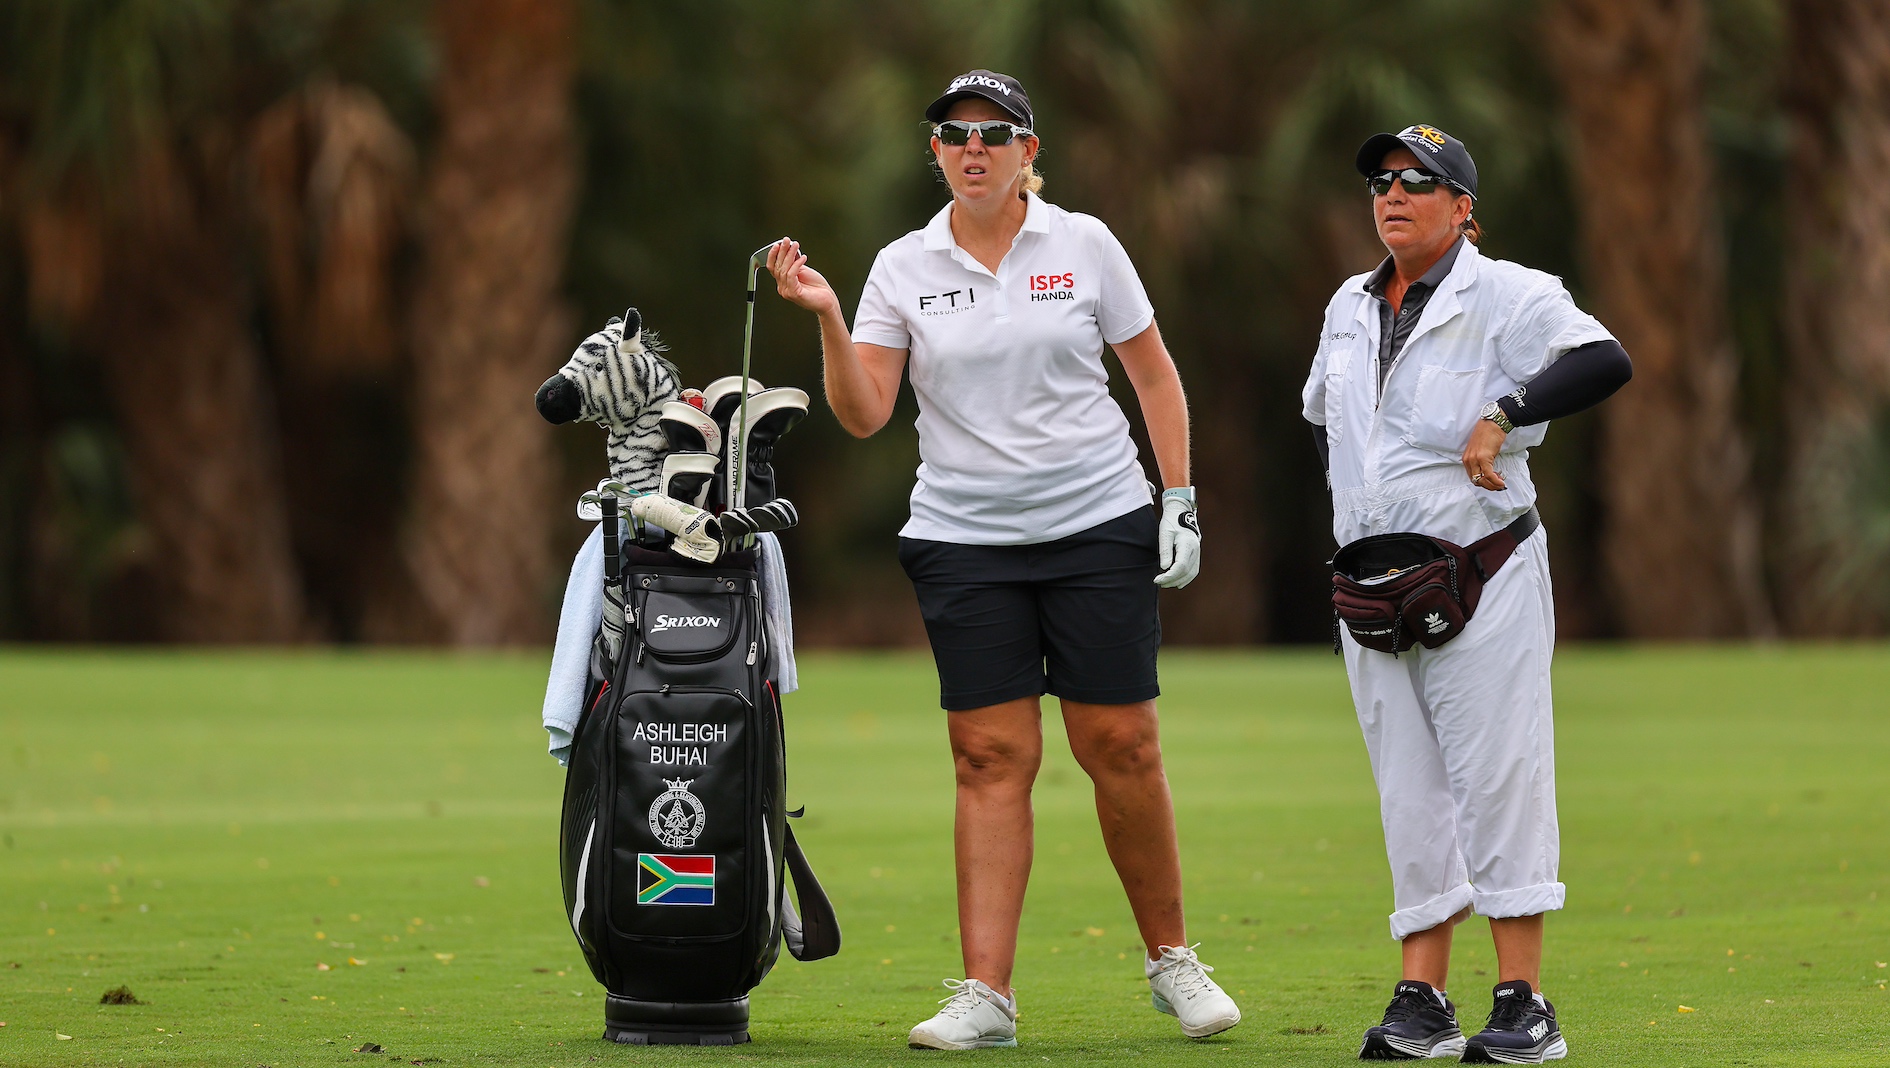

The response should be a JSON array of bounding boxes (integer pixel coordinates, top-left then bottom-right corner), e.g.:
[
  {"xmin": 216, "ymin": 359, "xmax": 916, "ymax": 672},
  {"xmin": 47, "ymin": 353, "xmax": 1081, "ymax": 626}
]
[{"xmin": 737, "ymin": 387, "xmax": 809, "ymax": 508}]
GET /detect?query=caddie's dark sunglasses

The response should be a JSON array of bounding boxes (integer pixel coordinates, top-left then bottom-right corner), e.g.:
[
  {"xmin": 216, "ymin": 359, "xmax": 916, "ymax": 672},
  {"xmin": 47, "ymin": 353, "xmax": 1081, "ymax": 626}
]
[
  {"xmin": 1367, "ymin": 168, "xmax": 1462, "ymax": 196},
  {"xmin": 933, "ymin": 120, "xmax": 1034, "ymax": 147}
]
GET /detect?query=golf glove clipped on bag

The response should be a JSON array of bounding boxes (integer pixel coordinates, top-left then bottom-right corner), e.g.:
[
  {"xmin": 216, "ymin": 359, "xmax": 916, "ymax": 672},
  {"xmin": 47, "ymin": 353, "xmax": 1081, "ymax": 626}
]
[
  {"xmin": 629, "ymin": 494, "xmax": 722, "ymax": 563},
  {"xmin": 1156, "ymin": 488, "xmax": 1201, "ymax": 588}
]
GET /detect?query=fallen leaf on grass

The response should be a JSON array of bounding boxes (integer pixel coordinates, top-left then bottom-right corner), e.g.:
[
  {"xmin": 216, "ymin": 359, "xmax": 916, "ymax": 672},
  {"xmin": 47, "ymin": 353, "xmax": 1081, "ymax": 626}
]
[
  {"xmin": 433, "ymin": 953, "xmax": 454, "ymax": 964},
  {"xmin": 98, "ymin": 986, "xmax": 142, "ymax": 1005},
  {"xmin": 347, "ymin": 958, "xmax": 366, "ymax": 967},
  {"xmin": 1278, "ymin": 1025, "xmax": 1330, "ymax": 1035},
  {"xmin": 317, "ymin": 963, "xmax": 331, "ymax": 971},
  {"xmin": 56, "ymin": 1033, "xmax": 72, "ymax": 1040},
  {"xmin": 1677, "ymin": 1006, "xmax": 1695, "ymax": 1013},
  {"xmin": 352, "ymin": 1041, "xmax": 384, "ymax": 1053},
  {"xmin": 473, "ymin": 877, "xmax": 489, "ymax": 888}
]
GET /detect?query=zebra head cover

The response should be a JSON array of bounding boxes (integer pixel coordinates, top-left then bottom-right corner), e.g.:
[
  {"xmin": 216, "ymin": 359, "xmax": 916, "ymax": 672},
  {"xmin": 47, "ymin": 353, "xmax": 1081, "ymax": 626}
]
[{"xmin": 536, "ymin": 308, "xmax": 682, "ymax": 493}]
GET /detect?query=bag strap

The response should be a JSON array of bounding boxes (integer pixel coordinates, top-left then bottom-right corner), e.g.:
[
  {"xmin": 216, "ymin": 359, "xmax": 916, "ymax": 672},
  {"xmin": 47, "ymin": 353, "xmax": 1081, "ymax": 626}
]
[
  {"xmin": 781, "ymin": 824, "xmax": 841, "ymax": 961},
  {"xmin": 1466, "ymin": 506, "xmax": 1540, "ymax": 582}
]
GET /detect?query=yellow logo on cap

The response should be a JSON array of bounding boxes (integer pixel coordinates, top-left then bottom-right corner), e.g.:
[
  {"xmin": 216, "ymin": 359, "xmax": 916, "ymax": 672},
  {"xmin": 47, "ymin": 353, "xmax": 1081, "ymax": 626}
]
[{"xmin": 1412, "ymin": 125, "xmax": 1448, "ymax": 145}]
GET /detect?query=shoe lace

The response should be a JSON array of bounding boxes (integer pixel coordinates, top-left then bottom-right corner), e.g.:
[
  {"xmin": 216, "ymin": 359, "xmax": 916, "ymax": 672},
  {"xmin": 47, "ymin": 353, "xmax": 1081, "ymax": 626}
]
[
  {"xmin": 934, "ymin": 978, "xmax": 999, "ymax": 1021},
  {"xmin": 1154, "ymin": 944, "xmax": 1216, "ymax": 1000},
  {"xmin": 1484, "ymin": 991, "xmax": 1534, "ymax": 1032},
  {"xmin": 1380, "ymin": 987, "xmax": 1436, "ymax": 1025}
]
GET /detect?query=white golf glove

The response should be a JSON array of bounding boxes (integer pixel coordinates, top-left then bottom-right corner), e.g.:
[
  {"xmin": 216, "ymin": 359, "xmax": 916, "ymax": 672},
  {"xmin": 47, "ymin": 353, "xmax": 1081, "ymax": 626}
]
[
  {"xmin": 630, "ymin": 493, "xmax": 722, "ymax": 563},
  {"xmin": 1155, "ymin": 489, "xmax": 1200, "ymax": 589}
]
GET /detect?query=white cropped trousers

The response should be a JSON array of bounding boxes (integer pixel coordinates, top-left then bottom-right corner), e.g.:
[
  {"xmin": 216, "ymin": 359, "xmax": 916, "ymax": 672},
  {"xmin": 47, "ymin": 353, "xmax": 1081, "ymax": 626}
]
[{"xmin": 1341, "ymin": 528, "xmax": 1565, "ymax": 940}]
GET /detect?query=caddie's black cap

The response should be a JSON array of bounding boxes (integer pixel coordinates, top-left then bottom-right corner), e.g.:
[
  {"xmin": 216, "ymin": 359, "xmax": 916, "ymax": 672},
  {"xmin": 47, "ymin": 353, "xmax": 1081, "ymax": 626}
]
[
  {"xmin": 1356, "ymin": 124, "xmax": 1478, "ymax": 198},
  {"xmin": 924, "ymin": 69, "xmax": 1034, "ymax": 129}
]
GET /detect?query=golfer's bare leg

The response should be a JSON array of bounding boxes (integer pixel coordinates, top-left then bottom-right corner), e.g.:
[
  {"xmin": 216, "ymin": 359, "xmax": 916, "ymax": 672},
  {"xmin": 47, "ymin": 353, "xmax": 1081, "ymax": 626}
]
[
  {"xmin": 1060, "ymin": 698, "xmax": 1186, "ymax": 958},
  {"xmin": 948, "ymin": 696, "xmax": 1044, "ymax": 997},
  {"xmin": 1490, "ymin": 914, "xmax": 1544, "ymax": 990},
  {"xmin": 1401, "ymin": 906, "xmax": 1471, "ymax": 989}
]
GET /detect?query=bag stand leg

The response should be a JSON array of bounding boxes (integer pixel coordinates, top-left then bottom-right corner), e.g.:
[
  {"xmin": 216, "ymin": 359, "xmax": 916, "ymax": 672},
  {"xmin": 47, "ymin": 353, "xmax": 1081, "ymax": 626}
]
[{"xmin": 604, "ymin": 994, "xmax": 751, "ymax": 1045}]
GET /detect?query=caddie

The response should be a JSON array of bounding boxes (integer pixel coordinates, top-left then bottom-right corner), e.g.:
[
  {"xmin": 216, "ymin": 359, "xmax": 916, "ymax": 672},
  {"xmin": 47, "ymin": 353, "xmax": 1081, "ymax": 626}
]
[
  {"xmin": 1302, "ymin": 124, "xmax": 1632, "ymax": 1063},
  {"xmin": 765, "ymin": 68, "xmax": 1238, "ymax": 1049}
]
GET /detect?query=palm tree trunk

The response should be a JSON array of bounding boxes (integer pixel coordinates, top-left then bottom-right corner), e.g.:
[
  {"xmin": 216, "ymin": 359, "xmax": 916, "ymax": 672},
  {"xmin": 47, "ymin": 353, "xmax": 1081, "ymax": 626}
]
[
  {"xmin": 251, "ymin": 82, "xmax": 416, "ymax": 641},
  {"xmin": 42, "ymin": 145, "xmax": 308, "ymax": 641},
  {"xmin": 398, "ymin": 0, "xmax": 577, "ymax": 644},
  {"xmin": 1545, "ymin": 0, "xmax": 1774, "ymax": 637},
  {"xmin": 1778, "ymin": 0, "xmax": 1890, "ymax": 634}
]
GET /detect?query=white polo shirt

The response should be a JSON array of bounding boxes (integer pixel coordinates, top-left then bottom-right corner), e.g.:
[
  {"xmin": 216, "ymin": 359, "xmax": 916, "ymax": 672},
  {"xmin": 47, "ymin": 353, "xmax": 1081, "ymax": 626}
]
[
  {"xmin": 1301, "ymin": 239, "xmax": 1614, "ymax": 547},
  {"xmin": 852, "ymin": 192, "xmax": 1156, "ymax": 545}
]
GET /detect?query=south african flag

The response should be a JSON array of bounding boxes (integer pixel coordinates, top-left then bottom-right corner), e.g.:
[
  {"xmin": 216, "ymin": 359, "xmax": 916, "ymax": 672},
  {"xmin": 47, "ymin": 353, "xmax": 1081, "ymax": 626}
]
[{"xmin": 637, "ymin": 853, "xmax": 715, "ymax": 906}]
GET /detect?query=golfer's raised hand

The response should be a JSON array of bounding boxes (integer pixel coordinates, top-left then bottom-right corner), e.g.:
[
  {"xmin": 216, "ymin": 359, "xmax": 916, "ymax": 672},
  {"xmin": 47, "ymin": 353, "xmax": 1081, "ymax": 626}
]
[
  {"xmin": 767, "ymin": 238, "xmax": 839, "ymax": 318},
  {"xmin": 1461, "ymin": 418, "xmax": 1508, "ymax": 491}
]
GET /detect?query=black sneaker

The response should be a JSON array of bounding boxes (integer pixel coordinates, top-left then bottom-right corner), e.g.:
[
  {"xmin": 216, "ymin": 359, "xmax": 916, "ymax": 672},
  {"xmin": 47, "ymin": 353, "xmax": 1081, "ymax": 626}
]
[
  {"xmin": 1461, "ymin": 980, "xmax": 1566, "ymax": 1063},
  {"xmin": 1358, "ymin": 979, "xmax": 1466, "ymax": 1060}
]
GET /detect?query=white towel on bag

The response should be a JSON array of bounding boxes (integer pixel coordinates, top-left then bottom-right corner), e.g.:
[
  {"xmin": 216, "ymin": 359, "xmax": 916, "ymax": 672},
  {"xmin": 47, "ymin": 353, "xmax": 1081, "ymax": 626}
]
[{"xmin": 542, "ymin": 525, "xmax": 798, "ymax": 765}]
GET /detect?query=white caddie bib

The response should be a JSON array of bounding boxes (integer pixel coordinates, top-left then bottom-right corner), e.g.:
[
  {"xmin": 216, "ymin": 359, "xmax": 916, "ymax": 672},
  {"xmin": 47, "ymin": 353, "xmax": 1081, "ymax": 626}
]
[{"xmin": 1301, "ymin": 240, "xmax": 1615, "ymax": 548}]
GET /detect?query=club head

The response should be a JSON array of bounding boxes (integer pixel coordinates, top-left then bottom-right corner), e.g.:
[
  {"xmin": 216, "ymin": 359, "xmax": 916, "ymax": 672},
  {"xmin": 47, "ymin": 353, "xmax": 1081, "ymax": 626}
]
[{"xmin": 576, "ymin": 489, "xmax": 604, "ymax": 521}]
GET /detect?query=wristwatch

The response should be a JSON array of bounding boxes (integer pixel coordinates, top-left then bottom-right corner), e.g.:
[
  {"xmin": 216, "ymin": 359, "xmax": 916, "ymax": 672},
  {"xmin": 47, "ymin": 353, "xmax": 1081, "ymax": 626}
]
[{"xmin": 1479, "ymin": 400, "xmax": 1515, "ymax": 434}]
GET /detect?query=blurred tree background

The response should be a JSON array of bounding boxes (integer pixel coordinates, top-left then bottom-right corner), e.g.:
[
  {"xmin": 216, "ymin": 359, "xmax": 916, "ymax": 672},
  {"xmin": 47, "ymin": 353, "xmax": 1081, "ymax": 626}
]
[{"xmin": 1, "ymin": 0, "xmax": 1885, "ymax": 646}]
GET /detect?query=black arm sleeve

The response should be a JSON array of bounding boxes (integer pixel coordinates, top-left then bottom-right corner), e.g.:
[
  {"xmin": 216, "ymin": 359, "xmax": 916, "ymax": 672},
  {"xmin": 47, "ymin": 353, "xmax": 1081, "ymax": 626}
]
[
  {"xmin": 1313, "ymin": 425, "xmax": 1330, "ymax": 473},
  {"xmin": 1494, "ymin": 339, "xmax": 1632, "ymax": 427}
]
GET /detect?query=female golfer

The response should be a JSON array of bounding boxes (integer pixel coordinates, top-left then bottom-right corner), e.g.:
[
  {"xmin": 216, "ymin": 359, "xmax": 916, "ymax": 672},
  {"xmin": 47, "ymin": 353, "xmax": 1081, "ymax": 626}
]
[
  {"xmin": 1303, "ymin": 125, "xmax": 1630, "ymax": 1063},
  {"xmin": 766, "ymin": 69, "xmax": 1238, "ymax": 1048}
]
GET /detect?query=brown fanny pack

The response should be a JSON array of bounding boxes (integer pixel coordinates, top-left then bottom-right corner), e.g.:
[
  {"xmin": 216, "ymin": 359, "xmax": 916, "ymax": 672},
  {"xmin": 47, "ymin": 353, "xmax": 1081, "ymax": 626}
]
[{"xmin": 1329, "ymin": 507, "xmax": 1540, "ymax": 655}]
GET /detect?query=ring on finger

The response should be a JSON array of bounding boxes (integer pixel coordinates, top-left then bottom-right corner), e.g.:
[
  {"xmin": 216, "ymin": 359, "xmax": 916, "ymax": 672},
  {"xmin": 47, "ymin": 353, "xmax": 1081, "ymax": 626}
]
[{"xmin": 1471, "ymin": 472, "xmax": 1485, "ymax": 483}]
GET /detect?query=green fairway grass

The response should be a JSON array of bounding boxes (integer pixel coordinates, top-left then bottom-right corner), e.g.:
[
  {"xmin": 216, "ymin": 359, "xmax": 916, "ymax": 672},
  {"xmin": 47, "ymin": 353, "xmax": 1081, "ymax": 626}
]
[{"xmin": 2, "ymin": 646, "xmax": 1887, "ymax": 1066}]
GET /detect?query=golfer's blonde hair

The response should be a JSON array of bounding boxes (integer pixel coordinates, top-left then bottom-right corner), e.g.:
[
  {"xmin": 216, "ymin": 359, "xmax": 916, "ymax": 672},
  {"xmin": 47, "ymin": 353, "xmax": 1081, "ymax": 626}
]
[{"xmin": 1020, "ymin": 159, "xmax": 1044, "ymax": 195}]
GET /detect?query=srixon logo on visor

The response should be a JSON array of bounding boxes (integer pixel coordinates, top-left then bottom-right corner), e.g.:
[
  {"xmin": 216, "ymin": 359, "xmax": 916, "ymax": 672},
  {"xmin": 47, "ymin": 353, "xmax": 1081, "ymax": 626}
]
[{"xmin": 950, "ymin": 74, "xmax": 1012, "ymax": 96}]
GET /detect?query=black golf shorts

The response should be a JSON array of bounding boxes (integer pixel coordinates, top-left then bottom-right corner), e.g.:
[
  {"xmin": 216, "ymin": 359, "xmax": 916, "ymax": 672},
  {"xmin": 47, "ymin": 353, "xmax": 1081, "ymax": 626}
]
[{"xmin": 897, "ymin": 505, "xmax": 1161, "ymax": 711}]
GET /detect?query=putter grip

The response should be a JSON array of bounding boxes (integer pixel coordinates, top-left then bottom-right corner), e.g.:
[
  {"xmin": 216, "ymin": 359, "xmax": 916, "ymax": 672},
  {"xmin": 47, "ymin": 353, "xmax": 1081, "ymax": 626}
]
[{"xmin": 601, "ymin": 496, "xmax": 620, "ymax": 584}]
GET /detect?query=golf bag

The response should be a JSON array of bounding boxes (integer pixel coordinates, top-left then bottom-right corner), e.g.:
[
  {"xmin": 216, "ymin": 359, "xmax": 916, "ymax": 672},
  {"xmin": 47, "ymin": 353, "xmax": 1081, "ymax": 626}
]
[{"xmin": 558, "ymin": 503, "xmax": 839, "ymax": 1045}]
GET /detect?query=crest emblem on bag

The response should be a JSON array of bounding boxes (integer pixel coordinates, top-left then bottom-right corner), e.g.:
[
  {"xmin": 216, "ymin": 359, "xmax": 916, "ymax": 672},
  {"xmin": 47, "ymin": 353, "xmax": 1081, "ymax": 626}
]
[
  {"xmin": 649, "ymin": 778, "xmax": 707, "ymax": 849},
  {"xmin": 1424, "ymin": 611, "xmax": 1448, "ymax": 634}
]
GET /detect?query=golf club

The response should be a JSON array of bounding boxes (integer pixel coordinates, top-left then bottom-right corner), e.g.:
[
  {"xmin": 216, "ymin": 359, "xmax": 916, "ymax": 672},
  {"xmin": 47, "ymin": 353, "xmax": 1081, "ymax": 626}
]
[{"xmin": 734, "ymin": 241, "xmax": 784, "ymax": 512}]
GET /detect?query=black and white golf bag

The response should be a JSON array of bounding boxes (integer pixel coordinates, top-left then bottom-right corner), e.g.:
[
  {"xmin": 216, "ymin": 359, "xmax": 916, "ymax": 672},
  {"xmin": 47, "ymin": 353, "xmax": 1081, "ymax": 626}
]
[{"xmin": 559, "ymin": 500, "xmax": 839, "ymax": 1045}]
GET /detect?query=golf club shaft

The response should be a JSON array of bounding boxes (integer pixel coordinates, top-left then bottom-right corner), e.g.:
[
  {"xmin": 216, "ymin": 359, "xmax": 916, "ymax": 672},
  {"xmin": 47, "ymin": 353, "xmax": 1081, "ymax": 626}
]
[{"xmin": 734, "ymin": 241, "xmax": 779, "ymax": 517}]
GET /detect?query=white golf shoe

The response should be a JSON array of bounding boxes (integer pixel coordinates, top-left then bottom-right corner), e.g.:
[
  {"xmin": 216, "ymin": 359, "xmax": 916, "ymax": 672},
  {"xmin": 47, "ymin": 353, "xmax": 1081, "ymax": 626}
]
[
  {"xmin": 1147, "ymin": 943, "xmax": 1241, "ymax": 1038},
  {"xmin": 907, "ymin": 978, "xmax": 1018, "ymax": 1050}
]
